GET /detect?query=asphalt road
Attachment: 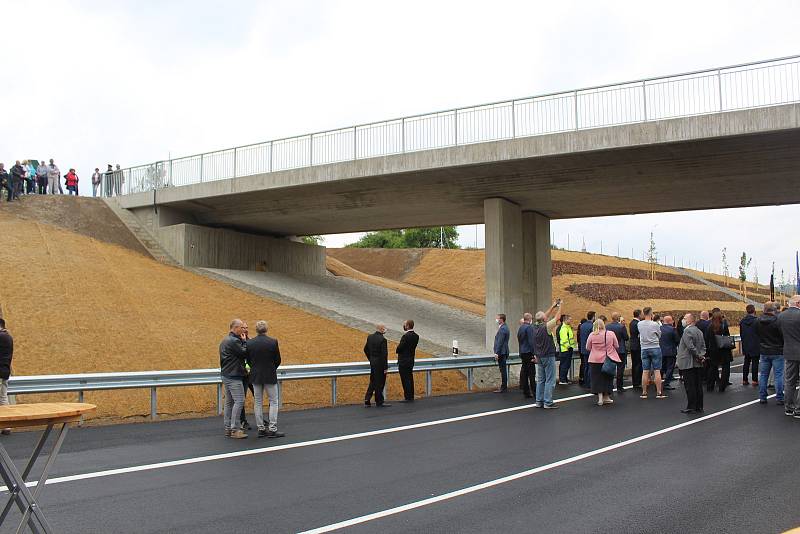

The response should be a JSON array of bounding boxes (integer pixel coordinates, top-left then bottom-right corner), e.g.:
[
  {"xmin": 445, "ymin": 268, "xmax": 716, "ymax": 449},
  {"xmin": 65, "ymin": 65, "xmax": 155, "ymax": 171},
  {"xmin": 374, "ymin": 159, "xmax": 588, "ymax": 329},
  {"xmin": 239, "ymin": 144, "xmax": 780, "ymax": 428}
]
[{"xmin": 1, "ymin": 365, "xmax": 797, "ymax": 534}]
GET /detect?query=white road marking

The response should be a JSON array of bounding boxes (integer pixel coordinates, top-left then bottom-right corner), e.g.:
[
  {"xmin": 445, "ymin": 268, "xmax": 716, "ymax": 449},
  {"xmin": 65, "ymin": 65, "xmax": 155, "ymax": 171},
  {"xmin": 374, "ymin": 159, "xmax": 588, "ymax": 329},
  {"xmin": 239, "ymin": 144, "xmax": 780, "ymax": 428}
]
[
  {"xmin": 298, "ymin": 395, "xmax": 772, "ymax": 534},
  {"xmin": 1, "ymin": 389, "xmax": 599, "ymax": 492}
]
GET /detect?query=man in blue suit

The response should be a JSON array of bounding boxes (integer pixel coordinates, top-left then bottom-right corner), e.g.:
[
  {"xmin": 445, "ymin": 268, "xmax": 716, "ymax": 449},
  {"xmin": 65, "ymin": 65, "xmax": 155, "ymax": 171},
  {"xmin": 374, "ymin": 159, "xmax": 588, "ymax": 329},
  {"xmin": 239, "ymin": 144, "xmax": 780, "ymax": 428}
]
[
  {"xmin": 493, "ymin": 314, "xmax": 510, "ymax": 393},
  {"xmin": 517, "ymin": 313, "xmax": 536, "ymax": 398},
  {"xmin": 578, "ymin": 311, "xmax": 596, "ymax": 389}
]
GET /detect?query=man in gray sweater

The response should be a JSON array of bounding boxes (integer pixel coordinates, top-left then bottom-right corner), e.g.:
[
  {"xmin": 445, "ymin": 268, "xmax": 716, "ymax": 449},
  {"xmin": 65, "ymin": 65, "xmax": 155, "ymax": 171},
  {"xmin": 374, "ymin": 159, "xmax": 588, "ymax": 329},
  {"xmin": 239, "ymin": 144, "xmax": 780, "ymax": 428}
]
[{"xmin": 677, "ymin": 313, "xmax": 707, "ymax": 414}]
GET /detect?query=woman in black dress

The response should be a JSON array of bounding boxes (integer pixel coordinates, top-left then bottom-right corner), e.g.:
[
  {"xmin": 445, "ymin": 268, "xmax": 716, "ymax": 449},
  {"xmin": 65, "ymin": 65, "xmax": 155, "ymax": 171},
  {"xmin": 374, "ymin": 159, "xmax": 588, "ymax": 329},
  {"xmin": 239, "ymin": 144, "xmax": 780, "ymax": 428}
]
[{"xmin": 704, "ymin": 311, "xmax": 733, "ymax": 392}]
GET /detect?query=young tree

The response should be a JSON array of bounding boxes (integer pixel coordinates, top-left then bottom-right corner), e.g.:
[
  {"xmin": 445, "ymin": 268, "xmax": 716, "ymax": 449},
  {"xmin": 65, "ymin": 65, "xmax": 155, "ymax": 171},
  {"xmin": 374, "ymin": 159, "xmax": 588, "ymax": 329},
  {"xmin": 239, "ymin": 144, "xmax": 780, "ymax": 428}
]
[
  {"xmin": 647, "ymin": 232, "xmax": 658, "ymax": 280},
  {"xmin": 347, "ymin": 227, "xmax": 459, "ymax": 249},
  {"xmin": 721, "ymin": 247, "xmax": 730, "ymax": 286},
  {"xmin": 739, "ymin": 252, "xmax": 752, "ymax": 301},
  {"xmin": 300, "ymin": 235, "xmax": 323, "ymax": 246}
]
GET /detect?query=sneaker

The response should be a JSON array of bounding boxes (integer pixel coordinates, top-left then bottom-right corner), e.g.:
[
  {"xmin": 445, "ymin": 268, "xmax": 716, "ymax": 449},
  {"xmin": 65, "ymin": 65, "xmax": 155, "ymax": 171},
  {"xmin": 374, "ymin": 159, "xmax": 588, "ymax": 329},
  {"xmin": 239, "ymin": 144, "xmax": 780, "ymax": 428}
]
[
  {"xmin": 257, "ymin": 428, "xmax": 268, "ymax": 438},
  {"xmin": 229, "ymin": 430, "xmax": 248, "ymax": 439},
  {"xmin": 225, "ymin": 428, "xmax": 232, "ymax": 437},
  {"xmin": 793, "ymin": 412, "xmax": 800, "ymax": 419},
  {"xmin": 759, "ymin": 399, "xmax": 768, "ymax": 404},
  {"xmin": 656, "ymin": 394, "xmax": 668, "ymax": 399},
  {"xmin": 785, "ymin": 409, "xmax": 794, "ymax": 416},
  {"xmin": 533, "ymin": 403, "xmax": 544, "ymax": 408},
  {"xmin": 0, "ymin": 429, "xmax": 10, "ymax": 436},
  {"xmin": 543, "ymin": 404, "xmax": 559, "ymax": 409},
  {"xmin": 558, "ymin": 381, "xmax": 570, "ymax": 385},
  {"xmin": 603, "ymin": 399, "xmax": 614, "ymax": 405},
  {"xmin": 266, "ymin": 430, "xmax": 286, "ymax": 438}
]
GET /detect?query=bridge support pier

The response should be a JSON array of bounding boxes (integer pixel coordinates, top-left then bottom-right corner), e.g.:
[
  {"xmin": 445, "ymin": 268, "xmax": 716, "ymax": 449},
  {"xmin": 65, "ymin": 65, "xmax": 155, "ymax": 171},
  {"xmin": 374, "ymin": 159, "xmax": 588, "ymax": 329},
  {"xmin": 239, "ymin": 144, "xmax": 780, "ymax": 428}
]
[{"xmin": 484, "ymin": 199, "xmax": 552, "ymax": 353}]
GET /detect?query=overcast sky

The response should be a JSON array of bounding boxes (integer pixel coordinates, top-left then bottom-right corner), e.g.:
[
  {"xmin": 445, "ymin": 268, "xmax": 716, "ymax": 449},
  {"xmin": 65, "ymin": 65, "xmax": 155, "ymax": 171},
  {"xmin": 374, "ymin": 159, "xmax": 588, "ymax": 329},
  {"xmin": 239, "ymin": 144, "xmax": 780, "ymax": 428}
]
[{"xmin": 2, "ymin": 0, "xmax": 798, "ymax": 284}]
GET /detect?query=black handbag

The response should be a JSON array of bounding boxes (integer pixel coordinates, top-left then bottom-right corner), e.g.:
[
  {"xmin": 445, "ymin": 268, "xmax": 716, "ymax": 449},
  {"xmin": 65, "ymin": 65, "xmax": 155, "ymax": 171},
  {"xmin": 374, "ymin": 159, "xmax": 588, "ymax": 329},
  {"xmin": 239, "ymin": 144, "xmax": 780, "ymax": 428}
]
[
  {"xmin": 715, "ymin": 335, "xmax": 736, "ymax": 350},
  {"xmin": 601, "ymin": 331, "xmax": 618, "ymax": 376}
]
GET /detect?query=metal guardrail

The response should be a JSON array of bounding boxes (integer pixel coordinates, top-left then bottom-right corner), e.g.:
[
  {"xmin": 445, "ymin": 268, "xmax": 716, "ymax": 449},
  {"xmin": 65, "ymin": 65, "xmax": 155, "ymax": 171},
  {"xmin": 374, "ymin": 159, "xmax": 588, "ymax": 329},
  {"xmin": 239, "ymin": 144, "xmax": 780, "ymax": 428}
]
[
  {"xmin": 7, "ymin": 354, "xmax": 522, "ymax": 420},
  {"xmin": 117, "ymin": 55, "xmax": 800, "ymax": 195}
]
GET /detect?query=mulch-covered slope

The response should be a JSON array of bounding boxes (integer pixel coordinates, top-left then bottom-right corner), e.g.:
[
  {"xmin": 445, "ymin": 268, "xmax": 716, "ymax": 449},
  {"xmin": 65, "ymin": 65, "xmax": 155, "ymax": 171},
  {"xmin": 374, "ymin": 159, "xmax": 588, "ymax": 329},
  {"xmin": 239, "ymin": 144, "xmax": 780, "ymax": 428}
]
[
  {"xmin": 566, "ymin": 283, "xmax": 739, "ymax": 307},
  {"xmin": 553, "ymin": 261, "xmax": 698, "ymax": 284}
]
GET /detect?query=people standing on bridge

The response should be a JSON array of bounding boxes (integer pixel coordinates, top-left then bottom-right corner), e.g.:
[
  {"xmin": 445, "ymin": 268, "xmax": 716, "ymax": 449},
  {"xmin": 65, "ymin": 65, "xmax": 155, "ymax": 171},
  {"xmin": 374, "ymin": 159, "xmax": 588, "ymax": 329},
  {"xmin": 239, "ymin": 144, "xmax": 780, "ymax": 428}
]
[
  {"xmin": 113, "ymin": 164, "xmax": 124, "ymax": 196},
  {"xmin": 704, "ymin": 310, "xmax": 733, "ymax": 393},
  {"xmin": 397, "ymin": 320, "xmax": 419, "ymax": 402},
  {"xmin": 739, "ymin": 304, "xmax": 760, "ymax": 386},
  {"xmin": 364, "ymin": 325, "xmax": 390, "ymax": 407},
  {"xmin": 578, "ymin": 311, "xmax": 595, "ymax": 389},
  {"xmin": 9, "ymin": 161, "xmax": 25, "ymax": 201},
  {"xmin": 556, "ymin": 315, "xmax": 577, "ymax": 385},
  {"xmin": 65, "ymin": 169, "xmax": 79, "ymax": 195},
  {"xmin": 677, "ymin": 313, "xmax": 706, "ymax": 414},
  {"xmin": 629, "ymin": 309, "xmax": 643, "ymax": 389},
  {"xmin": 36, "ymin": 161, "xmax": 48, "ymax": 194},
  {"xmin": 756, "ymin": 302, "xmax": 784, "ymax": 407},
  {"xmin": 659, "ymin": 316, "xmax": 680, "ymax": 391},
  {"xmin": 0, "ymin": 318, "xmax": 13, "ymax": 435},
  {"xmin": 517, "ymin": 313, "xmax": 536, "ymax": 398},
  {"xmin": 493, "ymin": 314, "xmax": 510, "ymax": 393},
  {"xmin": 47, "ymin": 159, "xmax": 62, "ymax": 195},
  {"xmin": 586, "ymin": 318, "xmax": 620, "ymax": 406},
  {"xmin": 91, "ymin": 167, "xmax": 102, "ymax": 197},
  {"xmin": 638, "ymin": 307, "xmax": 666, "ymax": 399},
  {"xmin": 220, "ymin": 319, "xmax": 248, "ymax": 439},
  {"xmin": 247, "ymin": 320, "xmax": 284, "ymax": 438},
  {"xmin": 533, "ymin": 299, "xmax": 562, "ymax": 409},
  {"xmin": 778, "ymin": 296, "xmax": 800, "ymax": 418},
  {"xmin": 23, "ymin": 160, "xmax": 35, "ymax": 194},
  {"xmin": 103, "ymin": 164, "xmax": 113, "ymax": 196},
  {"xmin": 606, "ymin": 313, "xmax": 629, "ymax": 393},
  {"xmin": 0, "ymin": 164, "xmax": 9, "ymax": 202}
]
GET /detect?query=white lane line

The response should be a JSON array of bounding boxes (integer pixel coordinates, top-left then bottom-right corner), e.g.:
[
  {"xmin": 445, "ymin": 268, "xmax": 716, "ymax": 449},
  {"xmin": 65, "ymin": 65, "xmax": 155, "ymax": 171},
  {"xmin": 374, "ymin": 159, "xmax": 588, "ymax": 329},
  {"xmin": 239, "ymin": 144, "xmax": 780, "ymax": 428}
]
[
  {"xmin": 1, "ymin": 390, "xmax": 599, "ymax": 492},
  {"xmin": 298, "ymin": 395, "xmax": 772, "ymax": 534}
]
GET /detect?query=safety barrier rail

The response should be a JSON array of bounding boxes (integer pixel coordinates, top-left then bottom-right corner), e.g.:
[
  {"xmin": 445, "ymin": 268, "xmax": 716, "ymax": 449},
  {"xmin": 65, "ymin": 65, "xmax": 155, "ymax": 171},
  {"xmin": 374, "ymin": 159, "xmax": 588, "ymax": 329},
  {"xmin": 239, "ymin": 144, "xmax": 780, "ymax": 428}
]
[
  {"xmin": 7, "ymin": 354, "xmax": 522, "ymax": 420},
  {"xmin": 116, "ymin": 55, "xmax": 800, "ymax": 195}
]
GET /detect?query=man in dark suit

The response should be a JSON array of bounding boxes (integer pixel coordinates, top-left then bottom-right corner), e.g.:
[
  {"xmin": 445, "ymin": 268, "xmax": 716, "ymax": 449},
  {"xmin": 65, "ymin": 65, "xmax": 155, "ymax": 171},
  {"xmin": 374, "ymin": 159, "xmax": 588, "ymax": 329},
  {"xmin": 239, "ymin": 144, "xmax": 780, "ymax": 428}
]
[
  {"xmin": 629, "ymin": 309, "xmax": 643, "ymax": 389},
  {"xmin": 517, "ymin": 313, "xmax": 536, "ymax": 398},
  {"xmin": 493, "ymin": 314, "xmax": 510, "ymax": 393},
  {"xmin": 364, "ymin": 324, "xmax": 390, "ymax": 407},
  {"xmin": 246, "ymin": 320, "xmax": 284, "ymax": 438},
  {"xmin": 396, "ymin": 320, "xmax": 420, "ymax": 402}
]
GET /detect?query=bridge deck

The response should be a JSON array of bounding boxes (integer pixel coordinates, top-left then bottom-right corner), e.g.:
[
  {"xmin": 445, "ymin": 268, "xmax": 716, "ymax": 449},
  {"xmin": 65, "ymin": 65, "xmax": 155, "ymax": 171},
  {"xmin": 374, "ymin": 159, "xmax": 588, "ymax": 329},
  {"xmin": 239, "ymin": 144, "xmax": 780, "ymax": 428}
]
[{"xmin": 1, "ymin": 363, "xmax": 796, "ymax": 533}]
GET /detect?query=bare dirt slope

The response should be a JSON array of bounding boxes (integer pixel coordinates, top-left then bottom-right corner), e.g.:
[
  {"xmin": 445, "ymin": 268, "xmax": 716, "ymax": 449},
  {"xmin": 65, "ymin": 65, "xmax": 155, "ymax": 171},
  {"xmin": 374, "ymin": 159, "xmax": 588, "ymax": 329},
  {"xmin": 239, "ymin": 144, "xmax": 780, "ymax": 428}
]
[
  {"xmin": 0, "ymin": 201, "xmax": 464, "ymax": 423},
  {"xmin": 327, "ymin": 248, "xmax": 752, "ymax": 324}
]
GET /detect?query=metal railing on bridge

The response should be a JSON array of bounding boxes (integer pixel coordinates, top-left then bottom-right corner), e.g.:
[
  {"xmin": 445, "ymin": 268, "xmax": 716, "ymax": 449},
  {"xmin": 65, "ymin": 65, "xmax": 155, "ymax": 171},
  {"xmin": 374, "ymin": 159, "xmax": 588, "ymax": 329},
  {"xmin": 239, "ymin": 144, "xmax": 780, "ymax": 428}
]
[
  {"xmin": 118, "ymin": 55, "xmax": 800, "ymax": 195},
  {"xmin": 8, "ymin": 354, "xmax": 522, "ymax": 420}
]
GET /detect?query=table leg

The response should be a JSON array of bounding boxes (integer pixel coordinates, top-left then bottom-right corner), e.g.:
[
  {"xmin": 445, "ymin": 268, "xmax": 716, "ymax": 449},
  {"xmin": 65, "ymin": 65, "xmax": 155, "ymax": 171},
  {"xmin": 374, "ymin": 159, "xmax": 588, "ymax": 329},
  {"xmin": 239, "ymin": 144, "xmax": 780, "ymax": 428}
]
[
  {"xmin": 0, "ymin": 424, "xmax": 51, "ymax": 526},
  {"xmin": 15, "ymin": 423, "xmax": 69, "ymax": 534},
  {"xmin": 0, "ymin": 466, "xmax": 41, "ymax": 534}
]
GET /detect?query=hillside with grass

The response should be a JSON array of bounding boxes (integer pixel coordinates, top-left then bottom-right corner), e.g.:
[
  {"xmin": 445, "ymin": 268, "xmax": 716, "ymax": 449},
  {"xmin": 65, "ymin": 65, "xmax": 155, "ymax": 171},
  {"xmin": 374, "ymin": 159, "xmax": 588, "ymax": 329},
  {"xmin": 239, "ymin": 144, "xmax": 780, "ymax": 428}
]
[{"xmin": 328, "ymin": 248, "xmax": 771, "ymax": 327}]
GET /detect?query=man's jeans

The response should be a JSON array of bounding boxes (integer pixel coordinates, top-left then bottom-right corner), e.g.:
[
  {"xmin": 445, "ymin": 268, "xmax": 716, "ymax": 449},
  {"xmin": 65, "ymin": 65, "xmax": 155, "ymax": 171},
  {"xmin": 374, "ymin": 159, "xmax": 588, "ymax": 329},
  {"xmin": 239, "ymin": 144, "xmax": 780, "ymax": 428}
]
[
  {"xmin": 759, "ymin": 355, "xmax": 784, "ymax": 402},
  {"xmin": 535, "ymin": 356, "xmax": 557, "ymax": 406},
  {"xmin": 253, "ymin": 383, "xmax": 278, "ymax": 432},
  {"xmin": 222, "ymin": 376, "xmax": 246, "ymax": 430}
]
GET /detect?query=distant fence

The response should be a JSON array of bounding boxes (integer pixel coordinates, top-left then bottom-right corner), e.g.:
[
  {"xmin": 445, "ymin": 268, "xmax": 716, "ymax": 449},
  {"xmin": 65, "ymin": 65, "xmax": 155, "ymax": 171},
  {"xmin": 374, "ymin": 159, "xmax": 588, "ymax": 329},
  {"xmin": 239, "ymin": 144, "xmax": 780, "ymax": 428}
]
[{"xmin": 115, "ymin": 55, "xmax": 800, "ymax": 195}]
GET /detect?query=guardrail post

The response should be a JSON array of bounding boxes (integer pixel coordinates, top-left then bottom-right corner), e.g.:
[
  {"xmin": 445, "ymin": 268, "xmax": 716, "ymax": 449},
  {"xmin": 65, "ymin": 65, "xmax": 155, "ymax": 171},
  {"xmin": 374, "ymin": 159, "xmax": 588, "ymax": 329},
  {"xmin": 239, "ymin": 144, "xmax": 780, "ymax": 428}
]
[
  {"xmin": 467, "ymin": 368, "xmax": 473, "ymax": 391},
  {"xmin": 78, "ymin": 391, "xmax": 85, "ymax": 426},
  {"xmin": 216, "ymin": 383, "xmax": 223, "ymax": 415},
  {"xmin": 199, "ymin": 154, "xmax": 204, "ymax": 183},
  {"xmin": 717, "ymin": 68, "xmax": 723, "ymax": 111},
  {"xmin": 453, "ymin": 109, "xmax": 458, "ymax": 146},
  {"xmin": 150, "ymin": 387, "xmax": 157, "ymax": 420},
  {"xmin": 269, "ymin": 141, "xmax": 274, "ymax": 172},
  {"xmin": 401, "ymin": 118, "xmax": 406, "ymax": 152},
  {"xmin": 331, "ymin": 377, "xmax": 337, "ymax": 406},
  {"xmin": 233, "ymin": 147, "xmax": 237, "ymax": 178},
  {"xmin": 511, "ymin": 100, "xmax": 516, "ymax": 138},
  {"xmin": 309, "ymin": 134, "xmax": 314, "ymax": 166},
  {"xmin": 353, "ymin": 127, "xmax": 357, "ymax": 160},
  {"xmin": 426, "ymin": 370, "xmax": 432, "ymax": 397},
  {"xmin": 642, "ymin": 81, "xmax": 647, "ymax": 121}
]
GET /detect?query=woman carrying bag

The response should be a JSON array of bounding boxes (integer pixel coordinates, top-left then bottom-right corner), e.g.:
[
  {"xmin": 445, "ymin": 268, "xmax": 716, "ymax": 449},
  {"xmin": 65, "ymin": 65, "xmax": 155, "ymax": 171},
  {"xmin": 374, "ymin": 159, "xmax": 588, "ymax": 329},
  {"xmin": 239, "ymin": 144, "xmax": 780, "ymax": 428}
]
[
  {"xmin": 586, "ymin": 318, "xmax": 621, "ymax": 406},
  {"xmin": 704, "ymin": 311, "xmax": 734, "ymax": 392}
]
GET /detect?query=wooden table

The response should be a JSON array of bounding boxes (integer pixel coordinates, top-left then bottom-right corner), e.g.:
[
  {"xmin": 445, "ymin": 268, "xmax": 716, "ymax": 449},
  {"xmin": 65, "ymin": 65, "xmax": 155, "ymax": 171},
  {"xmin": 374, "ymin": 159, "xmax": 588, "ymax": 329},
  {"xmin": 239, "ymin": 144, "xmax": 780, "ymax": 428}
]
[{"xmin": 0, "ymin": 403, "xmax": 96, "ymax": 534}]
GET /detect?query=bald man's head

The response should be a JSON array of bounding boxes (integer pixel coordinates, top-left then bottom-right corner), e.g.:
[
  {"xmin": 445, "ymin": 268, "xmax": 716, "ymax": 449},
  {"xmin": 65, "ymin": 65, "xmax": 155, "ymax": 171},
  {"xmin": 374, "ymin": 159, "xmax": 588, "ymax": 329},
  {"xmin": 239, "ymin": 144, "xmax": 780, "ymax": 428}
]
[
  {"xmin": 375, "ymin": 324, "xmax": 386, "ymax": 334},
  {"xmin": 700, "ymin": 311, "xmax": 709, "ymax": 320}
]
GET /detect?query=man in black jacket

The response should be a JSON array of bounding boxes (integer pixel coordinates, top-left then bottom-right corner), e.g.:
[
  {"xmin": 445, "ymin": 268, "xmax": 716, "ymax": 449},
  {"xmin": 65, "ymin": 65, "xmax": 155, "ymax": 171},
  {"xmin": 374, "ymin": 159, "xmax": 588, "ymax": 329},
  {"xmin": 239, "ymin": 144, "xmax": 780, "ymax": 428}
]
[
  {"xmin": 247, "ymin": 320, "xmax": 284, "ymax": 438},
  {"xmin": 220, "ymin": 319, "xmax": 248, "ymax": 438},
  {"xmin": 756, "ymin": 302, "xmax": 784, "ymax": 406},
  {"xmin": 364, "ymin": 325, "xmax": 390, "ymax": 407},
  {"xmin": 629, "ymin": 309, "xmax": 643, "ymax": 388},
  {"xmin": 396, "ymin": 320, "xmax": 419, "ymax": 402},
  {"xmin": 739, "ymin": 304, "xmax": 761, "ymax": 385},
  {"xmin": 0, "ymin": 318, "xmax": 13, "ymax": 435}
]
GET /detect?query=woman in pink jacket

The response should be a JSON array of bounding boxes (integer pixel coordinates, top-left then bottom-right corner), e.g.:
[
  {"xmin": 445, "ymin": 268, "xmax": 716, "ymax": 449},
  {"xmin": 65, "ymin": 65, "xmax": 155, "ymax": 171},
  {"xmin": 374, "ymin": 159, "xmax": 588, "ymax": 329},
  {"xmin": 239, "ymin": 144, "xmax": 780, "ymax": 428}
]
[{"xmin": 586, "ymin": 319, "xmax": 621, "ymax": 406}]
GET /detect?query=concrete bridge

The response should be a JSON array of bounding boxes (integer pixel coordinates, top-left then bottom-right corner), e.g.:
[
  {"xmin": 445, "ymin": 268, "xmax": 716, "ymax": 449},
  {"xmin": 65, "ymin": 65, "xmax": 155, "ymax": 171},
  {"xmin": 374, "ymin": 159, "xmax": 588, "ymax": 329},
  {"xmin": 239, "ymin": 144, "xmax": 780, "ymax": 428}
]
[{"xmin": 117, "ymin": 56, "xmax": 800, "ymax": 349}]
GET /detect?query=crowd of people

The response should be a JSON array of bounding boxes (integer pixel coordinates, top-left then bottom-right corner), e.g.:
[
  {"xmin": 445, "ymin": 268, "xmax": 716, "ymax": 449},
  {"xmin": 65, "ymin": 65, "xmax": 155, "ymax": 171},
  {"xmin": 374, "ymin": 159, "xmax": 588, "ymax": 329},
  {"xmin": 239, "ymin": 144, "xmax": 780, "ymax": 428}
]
[
  {"xmin": 0, "ymin": 160, "xmax": 127, "ymax": 201},
  {"xmin": 490, "ymin": 296, "xmax": 800, "ymax": 415}
]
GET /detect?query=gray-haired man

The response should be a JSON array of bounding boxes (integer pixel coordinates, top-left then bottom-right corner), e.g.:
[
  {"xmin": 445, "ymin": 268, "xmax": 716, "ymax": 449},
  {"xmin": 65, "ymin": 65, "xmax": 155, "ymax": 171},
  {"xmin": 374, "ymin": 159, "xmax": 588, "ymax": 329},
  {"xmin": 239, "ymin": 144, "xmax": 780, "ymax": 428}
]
[
  {"xmin": 778, "ymin": 295, "xmax": 800, "ymax": 418},
  {"xmin": 247, "ymin": 320, "xmax": 285, "ymax": 438}
]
